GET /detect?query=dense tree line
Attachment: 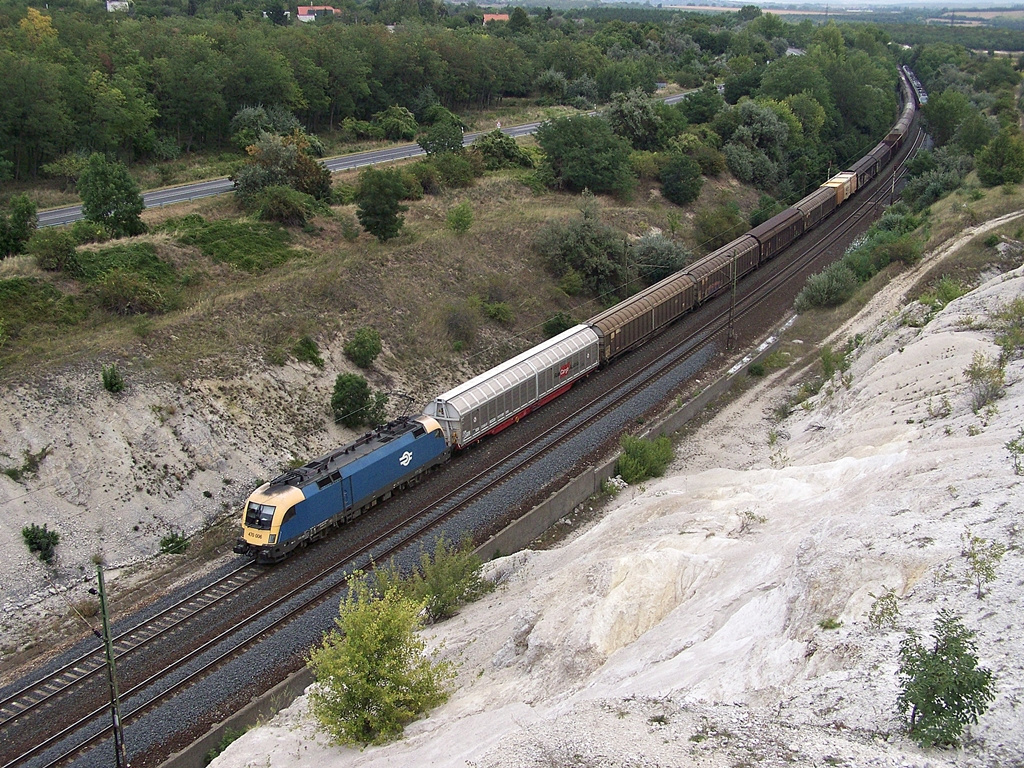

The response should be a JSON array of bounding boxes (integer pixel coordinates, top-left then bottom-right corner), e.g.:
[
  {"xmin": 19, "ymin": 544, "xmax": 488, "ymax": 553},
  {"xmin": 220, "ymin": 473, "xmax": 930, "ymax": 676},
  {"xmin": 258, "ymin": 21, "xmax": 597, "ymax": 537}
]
[{"xmin": 0, "ymin": 0, "xmax": 845, "ymax": 181}]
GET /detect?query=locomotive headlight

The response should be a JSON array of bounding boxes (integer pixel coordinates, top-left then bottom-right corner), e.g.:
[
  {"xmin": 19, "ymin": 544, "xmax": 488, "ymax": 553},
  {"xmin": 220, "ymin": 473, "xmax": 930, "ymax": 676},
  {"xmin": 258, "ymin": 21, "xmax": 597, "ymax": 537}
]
[{"xmin": 268, "ymin": 534, "xmax": 277, "ymax": 544}]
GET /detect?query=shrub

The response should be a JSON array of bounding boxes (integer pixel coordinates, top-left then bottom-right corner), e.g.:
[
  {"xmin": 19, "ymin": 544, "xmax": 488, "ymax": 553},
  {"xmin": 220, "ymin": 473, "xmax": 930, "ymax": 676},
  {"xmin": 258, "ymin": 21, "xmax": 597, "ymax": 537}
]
[
  {"xmin": 446, "ymin": 202, "xmax": 473, "ymax": 234},
  {"xmin": 253, "ymin": 185, "xmax": 314, "ymax": 226},
  {"xmin": 964, "ymin": 351, "xmax": 1004, "ymax": 412},
  {"xmin": 159, "ymin": 531, "xmax": 188, "ymax": 555},
  {"xmin": 961, "ymin": 528, "xmax": 1007, "ymax": 599},
  {"xmin": 534, "ymin": 212, "xmax": 633, "ymax": 298},
  {"xmin": 445, "ymin": 302, "xmax": 479, "ymax": 347},
  {"xmin": 897, "ymin": 610, "xmax": 995, "ymax": 747},
  {"xmin": 543, "ymin": 311, "xmax": 575, "ymax": 337},
  {"xmin": 867, "ymin": 587, "xmax": 901, "ymax": 630},
  {"xmin": 331, "ymin": 373, "xmax": 387, "ymax": 428},
  {"xmin": 176, "ymin": 220, "xmax": 295, "ymax": 273},
  {"xmin": 344, "ymin": 327, "xmax": 383, "ymax": 368},
  {"xmin": 993, "ymin": 296, "xmax": 1024, "ymax": 361},
  {"xmin": 95, "ymin": 268, "xmax": 169, "ymax": 315},
  {"xmin": 204, "ymin": 728, "xmax": 247, "ymax": 765},
  {"xmin": 692, "ymin": 202, "xmax": 744, "ymax": 250},
  {"xmin": 22, "ymin": 523, "xmax": 59, "ymax": 563},
  {"xmin": 102, "ymin": 363, "xmax": 125, "ymax": 393},
  {"xmin": 482, "ymin": 301, "xmax": 514, "ymax": 324},
  {"xmin": 27, "ymin": 229, "xmax": 79, "ymax": 273},
  {"xmin": 920, "ymin": 275, "xmax": 969, "ymax": 311},
  {"xmin": 407, "ymin": 535, "xmax": 493, "ymax": 623},
  {"xmin": 294, "ymin": 335, "xmax": 325, "ymax": 368},
  {"xmin": 631, "ymin": 233, "xmax": 692, "ymax": 285},
  {"xmin": 70, "ymin": 219, "xmax": 108, "ymax": 245},
  {"xmin": 471, "ymin": 128, "xmax": 534, "ymax": 171},
  {"xmin": 617, "ymin": 434, "xmax": 674, "ymax": 485},
  {"xmin": 660, "ymin": 154, "xmax": 704, "ymax": 206},
  {"xmin": 307, "ymin": 575, "xmax": 453, "ymax": 746},
  {"xmin": 794, "ymin": 262, "xmax": 859, "ymax": 312}
]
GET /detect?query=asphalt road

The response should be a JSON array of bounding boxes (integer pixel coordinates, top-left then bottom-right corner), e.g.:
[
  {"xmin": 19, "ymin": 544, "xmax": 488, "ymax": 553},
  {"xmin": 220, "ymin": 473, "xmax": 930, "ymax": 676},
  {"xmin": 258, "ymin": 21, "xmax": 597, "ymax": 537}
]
[{"xmin": 37, "ymin": 90, "xmax": 693, "ymax": 229}]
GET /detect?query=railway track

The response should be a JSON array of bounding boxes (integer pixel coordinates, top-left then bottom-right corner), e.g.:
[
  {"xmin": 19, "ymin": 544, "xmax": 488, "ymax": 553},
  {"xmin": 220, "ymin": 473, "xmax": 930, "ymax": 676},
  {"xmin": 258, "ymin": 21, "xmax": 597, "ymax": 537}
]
[{"xmin": 1, "ymin": 117, "xmax": 926, "ymax": 768}]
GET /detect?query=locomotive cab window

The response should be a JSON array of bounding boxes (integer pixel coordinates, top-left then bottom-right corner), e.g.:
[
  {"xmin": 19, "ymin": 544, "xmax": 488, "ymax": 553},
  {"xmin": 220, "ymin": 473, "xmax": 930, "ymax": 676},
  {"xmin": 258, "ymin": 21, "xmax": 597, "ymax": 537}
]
[{"xmin": 245, "ymin": 502, "xmax": 276, "ymax": 530}]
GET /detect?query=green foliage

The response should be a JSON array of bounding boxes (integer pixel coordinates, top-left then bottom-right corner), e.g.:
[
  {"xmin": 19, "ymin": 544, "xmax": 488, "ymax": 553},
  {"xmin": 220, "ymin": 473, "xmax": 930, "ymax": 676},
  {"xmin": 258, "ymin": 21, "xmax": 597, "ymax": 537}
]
[
  {"xmin": 77, "ymin": 154, "xmax": 146, "ymax": 238},
  {"xmin": 102, "ymin": 363, "xmax": 125, "ymax": 393},
  {"xmin": 543, "ymin": 311, "xmax": 575, "ymax": 338},
  {"xmin": 606, "ymin": 88, "xmax": 664, "ymax": 151},
  {"xmin": 331, "ymin": 373, "xmax": 387, "ymax": 428},
  {"xmin": 175, "ymin": 219, "xmax": 296, "ymax": 273},
  {"xmin": 96, "ymin": 268, "xmax": 172, "ymax": 315},
  {"xmin": 964, "ymin": 351, "xmax": 1005, "ymax": 412},
  {"xmin": 692, "ymin": 202, "xmax": 744, "ymax": 251},
  {"xmin": 961, "ymin": 528, "xmax": 1007, "ymax": 599},
  {"xmin": 617, "ymin": 434, "xmax": 674, "ymax": 485},
  {"xmin": 445, "ymin": 302, "xmax": 479, "ymax": 347},
  {"xmin": 794, "ymin": 261, "xmax": 859, "ymax": 313},
  {"xmin": 0, "ymin": 278, "xmax": 85, "ymax": 341},
  {"xmin": 446, "ymin": 202, "xmax": 473, "ymax": 235},
  {"xmin": 294, "ymin": 335, "xmax": 325, "ymax": 368},
  {"xmin": 344, "ymin": 327, "xmax": 383, "ymax": 368},
  {"xmin": 70, "ymin": 220, "xmax": 108, "ymax": 245},
  {"xmin": 0, "ymin": 194, "xmax": 37, "ymax": 257},
  {"xmin": 22, "ymin": 523, "xmax": 60, "ymax": 563},
  {"xmin": 534, "ymin": 209, "xmax": 632, "ymax": 299},
  {"xmin": 977, "ymin": 128, "xmax": 1024, "ymax": 187},
  {"xmin": 356, "ymin": 167, "xmax": 408, "ymax": 242},
  {"xmin": 252, "ymin": 185, "xmax": 315, "ymax": 226},
  {"xmin": 203, "ymin": 728, "xmax": 247, "ymax": 766},
  {"xmin": 373, "ymin": 105, "xmax": 419, "ymax": 141},
  {"xmin": 919, "ymin": 276, "xmax": 968, "ymax": 311},
  {"xmin": 867, "ymin": 586, "xmax": 901, "ymax": 630},
  {"xmin": 1006, "ymin": 427, "xmax": 1024, "ymax": 476},
  {"xmin": 482, "ymin": 301, "xmax": 514, "ymax": 325},
  {"xmin": 897, "ymin": 610, "xmax": 995, "ymax": 747},
  {"xmin": 159, "ymin": 531, "xmax": 188, "ymax": 555},
  {"xmin": 659, "ymin": 154, "xmax": 703, "ymax": 207},
  {"xmin": 472, "ymin": 129, "xmax": 534, "ymax": 171},
  {"xmin": 307, "ymin": 575, "xmax": 453, "ymax": 746},
  {"xmin": 418, "ymin": 119, "xmax": 464, "ymax": 157},
  {"xmin": 407, "ymin": 535, "xmax": 493, "ymax": 624},
  {"xmin": 536, "ymin": 115, "xmax": 635, "ymax": 198},
  {"xmin": 992, "ymin": 296, "xmax": 1024, "ymax": 362},
  {"xmin": 27, "ymin": 229, "xmax": 79, "ymax": 273},
  {"xmin": 631, "ymin": 233, "xmax": 692, "ymax": 285},
  {"xmin": 749, "ymin": 194, "xmax": 783, "ymax": 228},
  {"xmin": 818, "ymin": 617, "xmax": 842, "ymax": 630},
  {"xmin": 234, "ymin": 131, "xmax": 332, "ymax": 203}
]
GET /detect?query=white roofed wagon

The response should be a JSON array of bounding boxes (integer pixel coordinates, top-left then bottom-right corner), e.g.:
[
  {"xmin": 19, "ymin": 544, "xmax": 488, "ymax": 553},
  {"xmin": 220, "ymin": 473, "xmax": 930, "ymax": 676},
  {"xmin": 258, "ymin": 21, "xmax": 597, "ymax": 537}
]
[{"xmin": 424, "ymin": 325, "xmax": 600, "ymax": 448}]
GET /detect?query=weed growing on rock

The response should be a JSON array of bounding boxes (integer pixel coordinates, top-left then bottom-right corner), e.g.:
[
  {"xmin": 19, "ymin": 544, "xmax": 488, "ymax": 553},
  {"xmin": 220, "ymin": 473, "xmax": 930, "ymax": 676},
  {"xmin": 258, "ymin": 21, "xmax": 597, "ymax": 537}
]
[
  {"xmin": 867, "ymin": 586, "xmax": 901, "ymax": 630},
  {"xmin": 961, "ymin": 528, "xmax": 1007, "ymax": 599},
  {"xmin": 101, "ymin": 363, "xmax": 125, "ymax": 393},
  {"xmin": 22, "ymin": 523, "xmax": 59, "ymax": 563}
]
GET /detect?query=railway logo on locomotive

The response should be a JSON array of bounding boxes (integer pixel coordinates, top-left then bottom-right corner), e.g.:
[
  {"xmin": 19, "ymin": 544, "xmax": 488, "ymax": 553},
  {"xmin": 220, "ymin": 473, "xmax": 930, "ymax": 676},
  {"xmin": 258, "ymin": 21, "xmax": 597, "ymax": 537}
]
[
  {"xmin": 558, "ymin": 362, "xmax": 571, "ymax": 378},
  {"xmin": 399, "ymin": 450, "xmax": 413, "ymax": 467}
]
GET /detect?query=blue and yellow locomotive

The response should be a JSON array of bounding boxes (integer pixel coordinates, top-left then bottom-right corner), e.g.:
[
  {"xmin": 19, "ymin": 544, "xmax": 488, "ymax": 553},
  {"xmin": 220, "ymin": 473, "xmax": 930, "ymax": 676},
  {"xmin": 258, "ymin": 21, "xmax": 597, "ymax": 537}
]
[{"xmin": 234, "ymin": 415, "xmax": 450, "ymax": 562}]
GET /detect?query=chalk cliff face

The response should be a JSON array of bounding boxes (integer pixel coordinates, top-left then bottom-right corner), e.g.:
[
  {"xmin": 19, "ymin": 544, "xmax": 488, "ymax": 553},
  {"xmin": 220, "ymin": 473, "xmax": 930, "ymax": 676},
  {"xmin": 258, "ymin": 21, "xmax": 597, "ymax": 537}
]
[{"xmin": 210, "ymin": 262, "xmax": 1024, "ymax": 768}]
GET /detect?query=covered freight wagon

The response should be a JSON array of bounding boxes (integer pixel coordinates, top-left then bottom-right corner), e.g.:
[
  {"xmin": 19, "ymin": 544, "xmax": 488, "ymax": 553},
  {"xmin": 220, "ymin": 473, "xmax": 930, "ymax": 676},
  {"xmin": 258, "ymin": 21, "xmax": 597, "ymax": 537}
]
[
  {"xmin": 425, "ymin": 325, "xmax": 600, "ymax": 448},
  {"xmin": 750, "ymin": 208, "xmax": 804, "ymax": 262}
]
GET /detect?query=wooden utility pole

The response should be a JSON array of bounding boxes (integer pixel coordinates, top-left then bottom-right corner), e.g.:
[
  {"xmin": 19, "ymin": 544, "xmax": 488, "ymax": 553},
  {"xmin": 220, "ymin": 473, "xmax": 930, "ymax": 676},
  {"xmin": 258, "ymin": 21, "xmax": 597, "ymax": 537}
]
[{"xmin": 96, "ymin": 565, "xmax": 130, "ymax": 768}]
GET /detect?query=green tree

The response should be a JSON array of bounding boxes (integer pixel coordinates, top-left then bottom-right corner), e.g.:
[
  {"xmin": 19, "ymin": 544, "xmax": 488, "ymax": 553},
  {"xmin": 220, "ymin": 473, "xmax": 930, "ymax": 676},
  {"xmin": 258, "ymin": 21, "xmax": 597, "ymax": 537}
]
[
  {"xmin": 471, "ymin": 129, "xmax": 533, "ymax": 170},
  {"xmin": 373, "ymin": 105, "xmax": 418, "ymax": 141},
  {"xmin": 417, "ymin": 119, "xmax": 464, "ymax": 156},
  {"xmin": 660, "ymin": 155, "xmax": 704, "ymax": 206},
  {"xmin": 356, "ymin": 167, "xmax": 408, "ymax": 242},
  {"xmin": 536, "ymin": 115, "xmax": 634, "ymax": 197},
  {"xmin": 961, "ymin": 528, "xmax": 1007, "ymax": 599},
  {"xmin": 344, "ymin": 327, "xmax": 383, "ymax": 368},
  {"xmin": 897, "ymin": 611, "xmax": 995, "ymax": 747},
  {"xmin": 331, "ymin": 373, "xmax": 388, "ymax": 428},
  {"xmin": 976, "ymin": 128, "xmax": 1024, "ymax": 187},
  {"xmin": 307, "ymin": 576, "xmax": 453, "ymax": 745},
  {"xmin": 0, "ymin": 195, "xmax": 38, "ymax": 257},
  {"xmin": 632, "ymin": 233, "xmax": 692, "ymax": 284},
  {"xmin": 606, "ymin": 88, "xmax": 663, "ymax": 151},
  {"xmin": 923, "ymin": 89, "xmax": 972, "ymax": 148},
  {"xmin": 77, "ymin": 154, "xmax": 146, "ymax": 238}
]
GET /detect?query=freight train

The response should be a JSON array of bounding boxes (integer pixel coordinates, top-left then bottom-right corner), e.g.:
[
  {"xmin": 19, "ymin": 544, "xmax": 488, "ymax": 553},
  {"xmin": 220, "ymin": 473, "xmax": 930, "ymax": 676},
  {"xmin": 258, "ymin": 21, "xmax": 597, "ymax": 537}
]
[{"xmin": 234, "ymin": 70, "xmax": 920, "ymax": 563}]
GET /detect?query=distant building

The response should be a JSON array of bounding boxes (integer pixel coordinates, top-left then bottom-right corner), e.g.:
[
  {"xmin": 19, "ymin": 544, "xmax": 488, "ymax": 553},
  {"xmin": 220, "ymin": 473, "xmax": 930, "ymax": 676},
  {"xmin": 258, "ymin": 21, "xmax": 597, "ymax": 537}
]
[
  {"xmin": 297, "ymin": 5, "xmax": 340, "ymax": 22},
  {"xmin": 106, "ymin": 0, "xmax": 131, "ymax": 11},
  {"xmin": 482, "ymin": 13, "xmax": 509, "ymax": 24}
]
